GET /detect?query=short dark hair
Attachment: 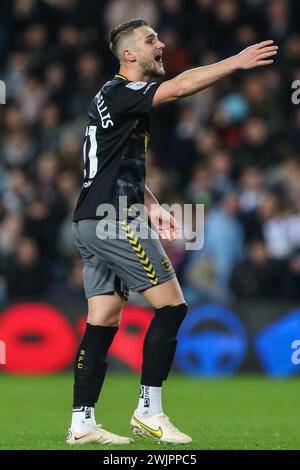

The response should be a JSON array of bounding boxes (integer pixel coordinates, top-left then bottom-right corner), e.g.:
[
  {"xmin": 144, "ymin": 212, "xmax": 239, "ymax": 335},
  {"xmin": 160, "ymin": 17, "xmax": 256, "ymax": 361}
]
[{"xmin": 109, "ymin": 19, "xmax": 149, "ymax": 58}]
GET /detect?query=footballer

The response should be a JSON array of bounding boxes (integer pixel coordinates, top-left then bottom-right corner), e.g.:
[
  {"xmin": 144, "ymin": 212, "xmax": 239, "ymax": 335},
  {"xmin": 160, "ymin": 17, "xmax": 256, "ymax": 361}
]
[{"xmin": 67, "ymin": 19, "xmax": 278, "ymax": 445}]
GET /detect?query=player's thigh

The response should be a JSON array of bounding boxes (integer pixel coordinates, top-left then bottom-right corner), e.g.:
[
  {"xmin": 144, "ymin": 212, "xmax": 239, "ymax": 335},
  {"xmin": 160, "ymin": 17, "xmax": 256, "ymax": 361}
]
[
  {"xmin": 72, "ymin": 221, "xmax": 128, "ymax": 326},
  {"xmin": 139, "ymin": 276, "xmax": 185, "ymax": 309},
  {"xmin": 74, "ymin": 218, "xmax": 182, "ymax": 308},
  {"xmin": 82, "ymin": 257, "xmax": 127, "ymax": 326},
  {"xmin": 75, "ymin": 218, "xmax": 175, "ymax": 294},
  {"xmin": 87, "ymin": 292, "xmax": 125, "ymax": 327}
]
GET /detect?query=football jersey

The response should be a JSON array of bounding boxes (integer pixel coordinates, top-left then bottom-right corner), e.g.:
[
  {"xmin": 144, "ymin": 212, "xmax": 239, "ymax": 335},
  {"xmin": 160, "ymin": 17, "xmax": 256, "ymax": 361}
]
[{"xmin": 73, "ymin": 74, "xmax": 161, "ymax": 221}]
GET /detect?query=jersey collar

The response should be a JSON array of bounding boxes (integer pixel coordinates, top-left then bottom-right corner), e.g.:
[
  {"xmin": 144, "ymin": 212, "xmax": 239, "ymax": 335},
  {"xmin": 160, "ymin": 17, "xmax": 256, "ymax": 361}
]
[{"xmin": 114, "ymin": 73, "xmax": 128, "ymax": 81}]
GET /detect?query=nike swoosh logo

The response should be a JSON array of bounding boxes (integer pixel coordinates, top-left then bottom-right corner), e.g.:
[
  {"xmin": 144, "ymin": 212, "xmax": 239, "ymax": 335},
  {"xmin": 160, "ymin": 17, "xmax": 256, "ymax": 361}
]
[
  {"xmin": 74, "ymin": 433, "xmax": 90, "ymax": 441},
  {"xmin": 133, "ymin": 416, "xmax": 163, "ymax": 439}
]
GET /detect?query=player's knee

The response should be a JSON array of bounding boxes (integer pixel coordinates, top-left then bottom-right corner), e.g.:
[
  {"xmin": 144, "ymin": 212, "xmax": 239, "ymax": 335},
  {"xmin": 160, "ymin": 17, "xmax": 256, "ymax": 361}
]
[
  {"xmin": 165, "ymin": 284, "xmax": 186, "ymax": 308},
  {"xmin": 151, "ymin": 288, "xmax": 186, "ymax": 309},
  {"xmin": 154, "ymin": 302, "xmax": 188, "ymax": 331},
  {"xmin": 99, "ymin": 318, "xmax": 120, "ymax": 327},
  {"xmin": 87, "ymin": 311, "xmax": 121, "ymax": 327},
  {"xmin": 89, "ymin": 318, "xmax": 120, "ymax": 327}
]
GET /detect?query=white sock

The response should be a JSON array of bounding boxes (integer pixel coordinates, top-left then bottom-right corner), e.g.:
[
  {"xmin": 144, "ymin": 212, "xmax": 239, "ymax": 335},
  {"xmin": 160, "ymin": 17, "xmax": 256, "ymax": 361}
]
[
  {"xmin": 71, "ymin": 406, "xmax": 96, "ymax": 433},
  {"xmin": 136, "ymin": 384, "xmax": 163, "ymax": 419}
]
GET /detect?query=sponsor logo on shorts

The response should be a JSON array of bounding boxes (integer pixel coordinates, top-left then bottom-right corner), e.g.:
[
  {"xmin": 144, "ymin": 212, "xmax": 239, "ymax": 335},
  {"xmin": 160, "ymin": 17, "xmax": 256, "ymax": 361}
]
[{"xmin": 161, "ymin": 257, "xmax": 172, "ymax": 272}]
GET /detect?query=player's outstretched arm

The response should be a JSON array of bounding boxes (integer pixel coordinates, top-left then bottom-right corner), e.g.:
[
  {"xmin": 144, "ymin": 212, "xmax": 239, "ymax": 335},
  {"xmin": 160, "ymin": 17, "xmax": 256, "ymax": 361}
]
[{"xmin": 153, "ymin": 40, "xmax": 278, "ymax": 107}]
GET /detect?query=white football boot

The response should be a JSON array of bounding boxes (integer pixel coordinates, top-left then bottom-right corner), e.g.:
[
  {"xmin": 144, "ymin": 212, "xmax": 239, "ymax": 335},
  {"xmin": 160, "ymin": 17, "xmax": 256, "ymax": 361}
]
[
  {"xmin": 130, "ymin": 411, "xmax": 192, "ymax": 444},
  {"xmin": 67, "ymin": 424, "xmax": 133, "ymax": 445}
]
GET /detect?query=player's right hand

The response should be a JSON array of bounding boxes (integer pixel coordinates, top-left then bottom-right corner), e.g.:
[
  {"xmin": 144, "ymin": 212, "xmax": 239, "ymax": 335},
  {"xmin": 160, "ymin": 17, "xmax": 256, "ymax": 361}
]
[{"xmin": 236, "ymin": 40, "xmax": 278, "ymax": 69}]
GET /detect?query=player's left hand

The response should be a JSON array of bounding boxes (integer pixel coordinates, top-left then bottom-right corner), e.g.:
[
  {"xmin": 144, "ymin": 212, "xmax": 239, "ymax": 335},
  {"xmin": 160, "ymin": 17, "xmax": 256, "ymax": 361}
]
[
  {"xmin": 236, "ymin": 40, "xmax": 278, "ymax": 69},
  {"xmin": 148, "ymin": 205, "xmax": 182, "ymax": 241}
]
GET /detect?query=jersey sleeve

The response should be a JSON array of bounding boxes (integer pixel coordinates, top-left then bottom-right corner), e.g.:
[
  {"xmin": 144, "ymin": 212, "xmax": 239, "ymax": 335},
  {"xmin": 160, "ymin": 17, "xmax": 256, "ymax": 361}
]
[{"xmin": 108, "ymin": 81, "xmax": 161, "ymax": 116}]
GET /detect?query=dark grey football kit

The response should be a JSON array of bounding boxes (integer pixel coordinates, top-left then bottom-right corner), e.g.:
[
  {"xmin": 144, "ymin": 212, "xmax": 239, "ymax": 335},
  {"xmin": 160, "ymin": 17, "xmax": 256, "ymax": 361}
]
[
  {"xmin": 72, "ymin": 75, "xmax": 188, "ymax": 412},
  {"xmin": 73, "ymin": 74, "xmax": 175, "ymax": 299}
]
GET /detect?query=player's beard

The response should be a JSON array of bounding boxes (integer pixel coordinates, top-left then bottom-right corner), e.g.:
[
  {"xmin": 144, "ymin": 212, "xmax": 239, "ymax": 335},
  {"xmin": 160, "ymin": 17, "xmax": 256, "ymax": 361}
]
[{"xmin": 139, "ymin": 57, "xmax": 165, "ymax": 79}]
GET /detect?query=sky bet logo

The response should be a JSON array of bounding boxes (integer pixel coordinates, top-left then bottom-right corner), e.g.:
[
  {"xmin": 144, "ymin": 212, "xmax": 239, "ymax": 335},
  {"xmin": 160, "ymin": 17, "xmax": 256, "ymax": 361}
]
[
  {"xmin": 0, "ymin": 80, "xmax": 6, "ymax": 104},
  {"xmin": 291, "ymin": 340, "xmax": 300, "ymax": 365}
]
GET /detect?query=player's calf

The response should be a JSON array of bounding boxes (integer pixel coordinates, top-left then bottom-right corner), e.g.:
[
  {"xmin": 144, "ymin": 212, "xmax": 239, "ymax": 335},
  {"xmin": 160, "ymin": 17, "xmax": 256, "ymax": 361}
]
[
  {"xmin": 141, "ymin": 302, "xmax": 188, "ymax": 387},
  {"xmin": 134, "ymin": 303, "xmax": 187, "ymax": 419},
  {"xmin": 131, "ymin": 302, "xmax": 191, "ymax": 444}
]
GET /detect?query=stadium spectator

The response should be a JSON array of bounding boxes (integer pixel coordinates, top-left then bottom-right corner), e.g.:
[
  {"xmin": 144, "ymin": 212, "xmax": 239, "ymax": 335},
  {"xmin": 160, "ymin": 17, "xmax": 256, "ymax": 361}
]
[
  {"xmin": 230, "ymin": 239, "xmax": 282, "ymax": 299},
  {"xmin": 2, "ymin": 236, "xmax": 48, "ymax": 300},
  {"xmin": 183, "ymin": 191, "xmax": 245, "ymax": 303}
]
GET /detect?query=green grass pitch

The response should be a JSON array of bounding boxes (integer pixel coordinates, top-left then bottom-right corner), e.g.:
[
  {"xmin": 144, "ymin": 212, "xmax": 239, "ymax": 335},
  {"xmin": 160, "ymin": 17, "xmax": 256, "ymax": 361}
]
[{"xmin": 0, "ymin": 373, "xmax": 299, "ymax": 450}]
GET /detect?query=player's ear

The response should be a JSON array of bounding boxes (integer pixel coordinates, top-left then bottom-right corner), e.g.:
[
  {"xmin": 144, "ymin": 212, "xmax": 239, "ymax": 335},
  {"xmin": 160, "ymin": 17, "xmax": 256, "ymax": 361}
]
[{"xmin": 123, "ymin": 49, "xmax": 136, "ymax": 62}]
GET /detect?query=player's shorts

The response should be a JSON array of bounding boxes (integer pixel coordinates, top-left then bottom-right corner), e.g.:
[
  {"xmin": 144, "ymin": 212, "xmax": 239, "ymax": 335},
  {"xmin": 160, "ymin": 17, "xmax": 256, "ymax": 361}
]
[{"xmin": 72, "ymin": 217, "xmax": 176, "ymax": 300}]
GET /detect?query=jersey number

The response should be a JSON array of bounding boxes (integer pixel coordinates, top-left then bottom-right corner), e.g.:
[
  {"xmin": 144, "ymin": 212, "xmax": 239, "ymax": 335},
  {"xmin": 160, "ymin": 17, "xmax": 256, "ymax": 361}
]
[{"xmin": 83, "ymin": 125, "xmax": 98, "ymax": 179}]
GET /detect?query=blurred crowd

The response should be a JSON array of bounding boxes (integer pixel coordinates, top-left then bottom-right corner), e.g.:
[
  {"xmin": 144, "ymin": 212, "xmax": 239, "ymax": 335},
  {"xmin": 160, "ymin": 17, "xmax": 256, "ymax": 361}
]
[{"xmin": 1, "ymin": 0, "xmax": 300, "ymax": 305}]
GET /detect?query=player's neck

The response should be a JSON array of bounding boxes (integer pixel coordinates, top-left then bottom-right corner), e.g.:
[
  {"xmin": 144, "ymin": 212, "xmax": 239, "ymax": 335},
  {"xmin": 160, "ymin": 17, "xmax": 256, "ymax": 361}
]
[{"xmin": 118, "ymin": 66, "xmax": 151, "ymax": 83}]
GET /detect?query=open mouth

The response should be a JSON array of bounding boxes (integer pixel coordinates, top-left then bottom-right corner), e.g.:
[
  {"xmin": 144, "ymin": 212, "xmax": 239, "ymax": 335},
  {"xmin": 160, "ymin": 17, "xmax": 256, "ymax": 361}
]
[{"xmin": 154, "ymin": 53, "xmax": 163, "ymax": 64}]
